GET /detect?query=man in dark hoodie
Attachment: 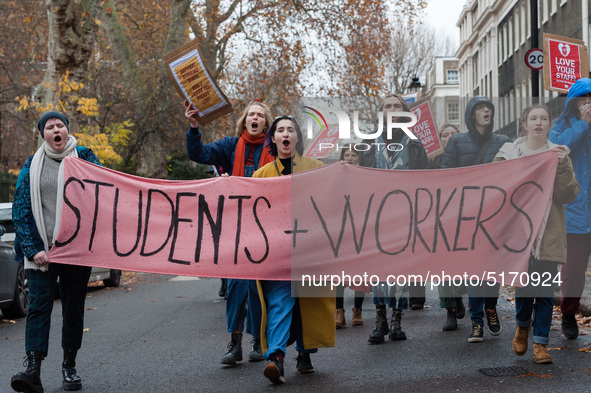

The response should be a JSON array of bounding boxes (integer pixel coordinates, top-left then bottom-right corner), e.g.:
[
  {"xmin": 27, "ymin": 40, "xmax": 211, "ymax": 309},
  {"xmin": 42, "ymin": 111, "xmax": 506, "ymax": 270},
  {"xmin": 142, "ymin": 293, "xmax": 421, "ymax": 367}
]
[
  {"xmin": 441, "ymin": 96, "xmax": 510, "ymax": 343},
  {"xmin": 359, "ymin": 93, "xmax": 429, "ymax": 344}
]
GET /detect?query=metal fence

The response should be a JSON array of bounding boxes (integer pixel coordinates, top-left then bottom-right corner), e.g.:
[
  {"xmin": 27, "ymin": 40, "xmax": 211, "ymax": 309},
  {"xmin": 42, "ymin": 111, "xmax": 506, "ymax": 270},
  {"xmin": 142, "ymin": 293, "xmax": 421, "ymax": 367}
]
[{"xmin": 0, "ymin": 179, "xmax": 16, "ymax": 202}]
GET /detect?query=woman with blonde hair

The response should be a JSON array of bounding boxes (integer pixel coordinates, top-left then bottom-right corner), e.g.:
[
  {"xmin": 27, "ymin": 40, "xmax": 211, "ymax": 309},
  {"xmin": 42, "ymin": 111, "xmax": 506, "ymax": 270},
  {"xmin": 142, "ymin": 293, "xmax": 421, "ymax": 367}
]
[{"xmin": 185, "ymin": 98, "xmax": 274, "ymax": 365}]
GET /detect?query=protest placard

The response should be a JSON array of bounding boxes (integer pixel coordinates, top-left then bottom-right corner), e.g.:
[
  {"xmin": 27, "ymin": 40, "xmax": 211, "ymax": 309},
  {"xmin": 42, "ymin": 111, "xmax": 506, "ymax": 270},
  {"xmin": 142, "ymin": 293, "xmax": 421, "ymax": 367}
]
[
  {"xmin": 164, "ymin": 40, "xmax": 233, "ymax": 125},
  {"xmin": 543, "ymin": 33, "xmax": 589, "ymax": 94},
  {"xmin": 409, "ymin": 98, "xmax": 441, "ymax": 158},
  {"xmin": 303, "ymin": 124, "xmax": 340, "ymax": 159}
]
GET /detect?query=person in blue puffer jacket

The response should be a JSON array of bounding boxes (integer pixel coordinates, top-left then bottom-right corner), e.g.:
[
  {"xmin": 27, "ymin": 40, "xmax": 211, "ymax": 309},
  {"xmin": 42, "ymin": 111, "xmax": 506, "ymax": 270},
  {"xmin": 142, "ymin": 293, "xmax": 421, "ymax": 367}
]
[{"xmin": 549, "ymin": 78, "xmax": 591, "ymax": 340}]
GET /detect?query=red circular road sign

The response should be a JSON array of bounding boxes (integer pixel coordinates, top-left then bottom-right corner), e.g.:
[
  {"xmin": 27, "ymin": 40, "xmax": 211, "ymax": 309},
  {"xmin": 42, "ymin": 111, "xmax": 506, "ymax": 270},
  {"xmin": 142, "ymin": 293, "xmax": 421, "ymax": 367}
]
[{"xmin": 525, "ymin": 48, "xmax": 544, "ymax": 70}]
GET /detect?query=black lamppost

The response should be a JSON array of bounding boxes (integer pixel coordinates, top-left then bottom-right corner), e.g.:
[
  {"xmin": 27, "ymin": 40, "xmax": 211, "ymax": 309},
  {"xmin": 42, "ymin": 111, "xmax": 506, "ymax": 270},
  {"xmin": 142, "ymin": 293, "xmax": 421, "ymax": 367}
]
[{"xmin": 408, "ymin": 75, "xmax": 423, "ymax": 94}]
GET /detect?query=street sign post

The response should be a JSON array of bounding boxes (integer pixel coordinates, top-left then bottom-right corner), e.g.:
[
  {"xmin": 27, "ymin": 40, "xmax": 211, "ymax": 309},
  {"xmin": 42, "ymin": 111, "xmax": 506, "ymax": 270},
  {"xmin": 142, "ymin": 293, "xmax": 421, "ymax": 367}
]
[{"xmin": 525, "ymin": 48, "xmax": 544, "ymax": 70}]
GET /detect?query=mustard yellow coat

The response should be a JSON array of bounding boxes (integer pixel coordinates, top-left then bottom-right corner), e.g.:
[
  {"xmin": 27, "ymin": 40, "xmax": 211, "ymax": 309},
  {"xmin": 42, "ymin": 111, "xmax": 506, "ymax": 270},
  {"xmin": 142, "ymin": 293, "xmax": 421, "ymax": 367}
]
[{"xmin": 253, "ymin": 153, "xmax": 335, "ymax": 352}]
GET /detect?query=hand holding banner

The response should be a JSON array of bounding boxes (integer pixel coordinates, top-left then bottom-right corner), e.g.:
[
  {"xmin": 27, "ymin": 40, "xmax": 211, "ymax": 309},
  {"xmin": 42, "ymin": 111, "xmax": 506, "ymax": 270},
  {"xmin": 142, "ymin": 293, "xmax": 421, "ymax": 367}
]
[{"xmin": 49, "ymin": 153, "xmax": 559, "ymax": 284}]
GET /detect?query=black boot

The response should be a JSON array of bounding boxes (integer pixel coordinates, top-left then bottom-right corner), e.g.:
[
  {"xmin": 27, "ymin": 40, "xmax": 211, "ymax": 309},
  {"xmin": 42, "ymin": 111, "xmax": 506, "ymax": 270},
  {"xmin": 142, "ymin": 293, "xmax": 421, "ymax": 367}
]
[
  {"xmin": 442, "ymin": 308, "xmax": 458, "ymax": 331},
  {"xmin": 219, "ymin": 279, "xmax": 227, "ymax": 298},
  {"xmin": 221, "ymin": 333, "xmax": 243, "ymax": 364},
  {"xmin": 562, "ymin": 313, "xmax": 579, "ymax": 339},
  {"xmin": 389, "ymin": 309, "xmax": 407, "ymax": 340},
  {"xmin": 62, "ymin": 349, "xmax": 82, "ymax": 391},
  {"xmin": 11, "ymin": 351, "xmax": 44, "ymax": 393},
  {"xmin": 368, "ymin": 305, "xmax": 389, "ymax": 344},
  {"xmin": 455, "ymin": 297, "xmax": 465, "ymax": 319},
  {"xmin": 248, "ymin": 338, "xmax": 264, "ymax": 362}
]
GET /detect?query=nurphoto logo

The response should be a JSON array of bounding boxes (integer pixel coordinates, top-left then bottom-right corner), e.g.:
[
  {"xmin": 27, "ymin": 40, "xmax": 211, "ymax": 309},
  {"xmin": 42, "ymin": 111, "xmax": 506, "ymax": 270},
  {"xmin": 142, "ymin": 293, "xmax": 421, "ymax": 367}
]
[{"xmin": 303, "ymin": 106, "xmax": 418, "ymax": 152}]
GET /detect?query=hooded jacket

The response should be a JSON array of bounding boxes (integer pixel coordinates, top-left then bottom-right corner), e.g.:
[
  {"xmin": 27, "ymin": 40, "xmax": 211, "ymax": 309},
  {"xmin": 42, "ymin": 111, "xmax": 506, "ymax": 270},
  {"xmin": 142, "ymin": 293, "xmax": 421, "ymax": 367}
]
[
  {"xmin": 441, "ymin": 96, "xmax": 511, "ymax": 168},
  {"xmin": 548, "ymin": 78, "xmax": 591, "ymax": 234}
]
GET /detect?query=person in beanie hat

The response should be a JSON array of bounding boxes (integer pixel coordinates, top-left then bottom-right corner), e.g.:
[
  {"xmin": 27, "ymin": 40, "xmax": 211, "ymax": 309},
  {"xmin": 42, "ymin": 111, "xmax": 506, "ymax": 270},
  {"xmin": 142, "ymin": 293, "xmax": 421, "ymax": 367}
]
[
  {"xmin": 11, "ymin": 111, "xmax": 102, "ymax": 392},
  {"xmin": 37, "ymin": 111, "xmax": 70, "ymax": 137}
]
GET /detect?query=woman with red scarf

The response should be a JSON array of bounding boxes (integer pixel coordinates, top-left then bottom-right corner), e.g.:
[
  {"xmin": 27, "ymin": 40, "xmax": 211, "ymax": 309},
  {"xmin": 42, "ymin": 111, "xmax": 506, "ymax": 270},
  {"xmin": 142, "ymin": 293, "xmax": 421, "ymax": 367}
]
[{"xmin": 185, "ymin": 98, "xmax": 274, "ymax": 365}]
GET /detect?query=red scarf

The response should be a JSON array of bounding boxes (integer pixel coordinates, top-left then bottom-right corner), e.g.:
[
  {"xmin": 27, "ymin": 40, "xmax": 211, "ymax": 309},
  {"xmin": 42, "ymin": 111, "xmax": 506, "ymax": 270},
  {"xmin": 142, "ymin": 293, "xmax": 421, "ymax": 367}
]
[{"xmin": 232, "ymin": 129, "xmax": 274, "ymax": 177}]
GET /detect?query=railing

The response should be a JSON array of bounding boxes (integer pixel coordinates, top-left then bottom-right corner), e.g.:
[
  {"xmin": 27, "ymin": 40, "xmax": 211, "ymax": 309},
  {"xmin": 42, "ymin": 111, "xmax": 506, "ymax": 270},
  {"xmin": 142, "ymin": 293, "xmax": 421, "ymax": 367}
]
[{"xmin": 0, "ymin": 179, "xmax": 16, "ymax": 202}]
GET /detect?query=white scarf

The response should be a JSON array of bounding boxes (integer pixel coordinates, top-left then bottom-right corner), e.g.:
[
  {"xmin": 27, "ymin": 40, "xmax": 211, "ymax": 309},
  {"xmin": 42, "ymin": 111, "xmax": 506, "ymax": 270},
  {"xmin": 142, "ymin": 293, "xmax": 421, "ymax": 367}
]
[{"xmin": 26, "ymin": 135, "xmax": 78, "ymax": 270}]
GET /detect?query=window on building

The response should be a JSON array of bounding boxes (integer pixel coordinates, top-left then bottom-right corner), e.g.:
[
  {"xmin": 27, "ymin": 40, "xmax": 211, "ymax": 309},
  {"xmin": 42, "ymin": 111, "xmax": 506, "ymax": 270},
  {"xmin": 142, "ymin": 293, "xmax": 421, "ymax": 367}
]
[
  {"xmin": 514, "ymin": 14, "xmax": 520, "ymax": 51},
  {"xmin": 508, "ymin": 19, "xmax": 513, "ymax": 55},
  {"xmin": 551, "ymin": 0, "xmax": 557, "ymax": 14},
  {"xmin": 447, "ymin": 102, "xmax": 460, "ymax": 123},
  {"xmin": 521, "ymin": 2, "xmax": 526, "ymax": 45},
  {"xmin": 560, "ymin": 0, "xmax": 567, "ymax": 6},
  {"xmin": 446, "ymin": 70, "xmax": 459, "ymax": 84},
  {"xmin": 542, "ymin": 0, "xmax": 548, "ymax": 24},
  {"xmin": 526, "ymin": 0, "xmax": 531, "ymax": 38},
  {"xmin": 498, "ymin": 28, "xmax": 503, "ymax": 66},
  {"xmin": 503, "ymin": 23, "xmax": 508, "ymax": 61}
]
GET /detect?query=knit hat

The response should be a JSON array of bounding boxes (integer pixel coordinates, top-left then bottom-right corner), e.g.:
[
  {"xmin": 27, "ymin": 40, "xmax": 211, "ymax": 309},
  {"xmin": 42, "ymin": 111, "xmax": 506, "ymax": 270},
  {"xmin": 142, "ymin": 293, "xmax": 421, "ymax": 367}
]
[{"xmin": 37, "ymin": 111, "xmax": 70, "ymax": 138}]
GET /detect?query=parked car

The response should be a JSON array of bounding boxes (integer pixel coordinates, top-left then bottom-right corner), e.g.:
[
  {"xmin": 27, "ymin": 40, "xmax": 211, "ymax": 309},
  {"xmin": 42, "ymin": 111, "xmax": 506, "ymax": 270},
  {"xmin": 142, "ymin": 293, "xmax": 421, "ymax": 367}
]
[
  {"xmin": 0, "ymin": 224, "xmax": 28, "ymax": 319},
  {"xmin": 0, "ymin": 202, "xmax": 120, "ymax": 294}
]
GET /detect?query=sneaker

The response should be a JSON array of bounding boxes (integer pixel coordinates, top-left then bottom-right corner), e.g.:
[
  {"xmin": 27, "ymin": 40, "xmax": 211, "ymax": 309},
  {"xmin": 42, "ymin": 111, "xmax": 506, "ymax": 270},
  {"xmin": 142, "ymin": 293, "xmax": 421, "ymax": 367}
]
[
  {"xmin": 295, "ymin": 353, "xmax": 315, "ymax": 374},
  {"xmin": 468, "ymin": 322, "xmax": 484, "ymax": 342},
  {"xmin": 264, "ymin": 356, "xmax": 285, "ymax": 384},
  {"xmin": 485, "ymin": 308, "xmax": 502, "ymax": 336},
  {"xmin": 562, "ymin": 314, "xmax": 579, "ymax": 339}
]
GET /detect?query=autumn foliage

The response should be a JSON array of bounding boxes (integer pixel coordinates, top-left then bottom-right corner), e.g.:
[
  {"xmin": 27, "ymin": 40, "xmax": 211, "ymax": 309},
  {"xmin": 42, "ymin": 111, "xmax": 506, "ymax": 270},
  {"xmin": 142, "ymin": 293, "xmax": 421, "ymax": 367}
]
[{"xmin": 0, "ymin": 0, "xmax": 430, "ymax": 178}]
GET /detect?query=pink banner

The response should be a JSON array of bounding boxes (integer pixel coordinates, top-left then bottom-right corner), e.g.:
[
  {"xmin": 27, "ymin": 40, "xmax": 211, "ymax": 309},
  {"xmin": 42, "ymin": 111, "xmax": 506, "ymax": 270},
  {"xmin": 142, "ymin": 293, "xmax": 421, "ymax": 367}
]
[{"xmin": 49, "ymin": 153, "xmax": 559, "ymax": 283}]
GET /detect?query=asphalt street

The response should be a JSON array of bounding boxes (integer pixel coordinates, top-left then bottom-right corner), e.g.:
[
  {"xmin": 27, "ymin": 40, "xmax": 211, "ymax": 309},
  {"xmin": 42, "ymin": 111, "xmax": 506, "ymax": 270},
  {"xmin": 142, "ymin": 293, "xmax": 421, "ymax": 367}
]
[{"xmin": 2, "ymin": 273, "xmax": 591, "ymax": 392}]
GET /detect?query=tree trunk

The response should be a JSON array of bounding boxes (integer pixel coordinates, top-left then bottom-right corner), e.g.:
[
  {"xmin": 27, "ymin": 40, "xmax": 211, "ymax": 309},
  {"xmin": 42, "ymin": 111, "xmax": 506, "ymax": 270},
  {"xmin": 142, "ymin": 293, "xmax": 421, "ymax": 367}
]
[
  {"xmin": 37, "ymin": 0, "xmax": 100, "ymax": 112},
  {"xmin": 101, "ymin": 0, "xmax": 191, "ymax": 178}
]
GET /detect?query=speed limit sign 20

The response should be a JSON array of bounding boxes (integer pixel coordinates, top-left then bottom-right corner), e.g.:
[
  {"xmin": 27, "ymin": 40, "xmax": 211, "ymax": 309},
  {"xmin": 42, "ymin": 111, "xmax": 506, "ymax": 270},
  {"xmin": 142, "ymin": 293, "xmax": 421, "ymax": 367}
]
[{"xmin": 525, "ymin": 48, "xmax": 544, "ymax": 70}]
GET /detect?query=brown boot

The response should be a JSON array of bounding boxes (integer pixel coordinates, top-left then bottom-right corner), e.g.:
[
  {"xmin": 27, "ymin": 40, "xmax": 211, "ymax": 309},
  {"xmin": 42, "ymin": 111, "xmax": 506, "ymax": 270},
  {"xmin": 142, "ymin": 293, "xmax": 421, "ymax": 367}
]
[
  {"xmin": 335, "ymin": 308, "xmax": 346, "ymax": 328},
  {"xmin": 351, "ymin": 308, "xmax": 363, "ymax": 326},
  {"xmin": 512, "ymin": 325, "xmax": 529, "ymax": 356},
  {"xmin": 532, "ymin": 343, "xmax": 552, "ymax": 364}
]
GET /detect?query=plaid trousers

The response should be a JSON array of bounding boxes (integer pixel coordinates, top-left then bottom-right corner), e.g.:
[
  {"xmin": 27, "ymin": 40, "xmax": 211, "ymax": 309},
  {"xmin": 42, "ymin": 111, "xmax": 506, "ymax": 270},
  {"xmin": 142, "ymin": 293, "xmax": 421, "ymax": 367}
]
[{"xmin": 25, "ymin": 263, "xmax": 91, "ymax": 355}]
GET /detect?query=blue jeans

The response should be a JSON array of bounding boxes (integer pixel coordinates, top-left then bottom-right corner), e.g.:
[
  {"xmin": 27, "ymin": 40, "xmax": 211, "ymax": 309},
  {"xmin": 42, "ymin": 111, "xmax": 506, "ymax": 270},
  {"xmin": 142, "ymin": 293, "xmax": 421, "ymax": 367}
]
[
  {"xmin": 372, "ymin": 283, "xmax": 408, "ymax": 309},
  {"xmin": 260, "ymin": 281, "xmax": 317, "ymax": 359},
  {"xmin": 467, "ymin": 283, "xmax": 500, "ymax": 325},
  {"xmin": 515, "ymin": 260, "xmax": 557, "ymax": 345},
  {"xmin": 226, "ymin": 279, "xmax": 262, "ymax": 338}
]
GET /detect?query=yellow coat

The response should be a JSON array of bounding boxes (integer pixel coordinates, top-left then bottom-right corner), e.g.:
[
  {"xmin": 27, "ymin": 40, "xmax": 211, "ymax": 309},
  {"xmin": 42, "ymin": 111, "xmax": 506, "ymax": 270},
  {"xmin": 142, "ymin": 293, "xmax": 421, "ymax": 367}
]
[
  {"xmin": 253, "ymin": 153, "xmax": 335, "ymax": 352},
  {"xmin": 252, "ymin": 153, "xmax": 323, "ymax": 178}
]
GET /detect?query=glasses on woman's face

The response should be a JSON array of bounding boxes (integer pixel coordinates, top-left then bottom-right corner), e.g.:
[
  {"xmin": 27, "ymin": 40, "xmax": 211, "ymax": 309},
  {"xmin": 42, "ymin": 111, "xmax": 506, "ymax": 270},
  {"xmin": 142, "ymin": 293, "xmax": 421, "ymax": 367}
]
[{"xmin": 273, "ymin": 115, "xmax": 294, "ymax": 122}]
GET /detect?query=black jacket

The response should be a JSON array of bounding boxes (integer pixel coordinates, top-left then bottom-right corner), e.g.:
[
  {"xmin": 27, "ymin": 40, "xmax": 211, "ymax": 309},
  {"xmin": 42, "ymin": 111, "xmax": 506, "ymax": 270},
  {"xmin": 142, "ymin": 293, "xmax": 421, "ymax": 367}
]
[
  {"xmin": 441, "ymin": 96, "xmax": 511, "ymax": 168},
  {"xmin": 359, "ymin": 129, "xmax": 429, "ymax": 170}
]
